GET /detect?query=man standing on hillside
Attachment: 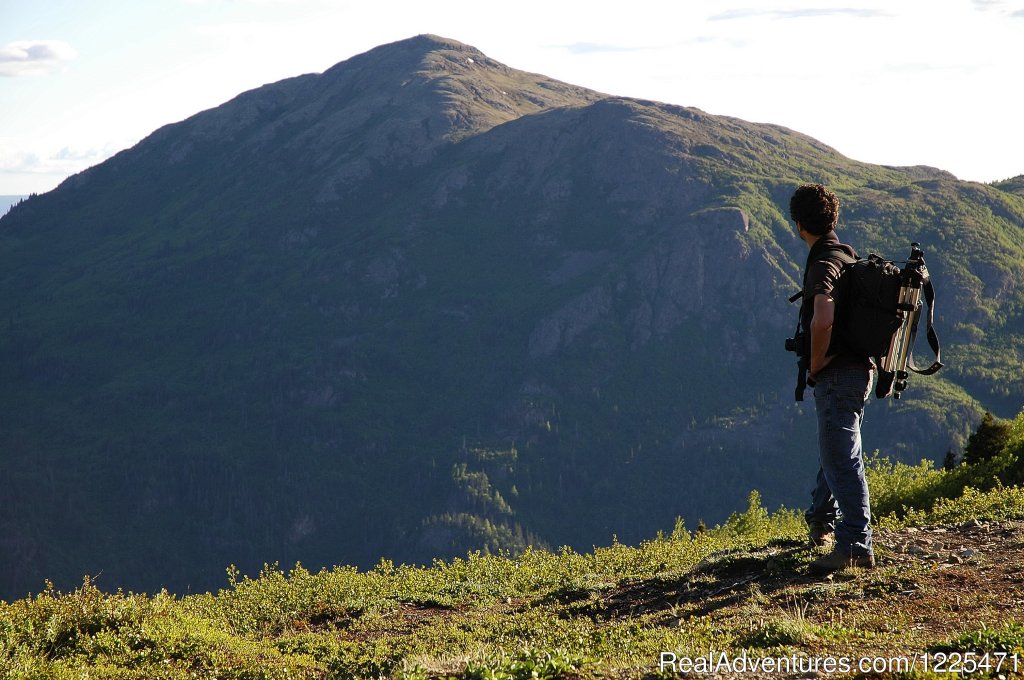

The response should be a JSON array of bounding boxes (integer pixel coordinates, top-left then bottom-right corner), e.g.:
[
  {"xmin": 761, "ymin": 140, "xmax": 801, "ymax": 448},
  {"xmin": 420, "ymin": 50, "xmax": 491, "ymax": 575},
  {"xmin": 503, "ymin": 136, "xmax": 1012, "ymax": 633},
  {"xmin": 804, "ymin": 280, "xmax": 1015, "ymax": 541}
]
[{"xmin": 790, "ymin": 184, "xmax": 876, "ymax": 574}]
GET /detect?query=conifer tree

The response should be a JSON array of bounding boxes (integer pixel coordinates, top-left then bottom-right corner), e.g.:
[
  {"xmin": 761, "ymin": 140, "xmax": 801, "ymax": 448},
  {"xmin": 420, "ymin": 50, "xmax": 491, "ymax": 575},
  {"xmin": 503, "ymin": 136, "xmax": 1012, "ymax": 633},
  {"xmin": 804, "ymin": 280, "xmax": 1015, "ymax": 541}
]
[
  {"xmin": 942, "ymin": 449, "xmax": 958, "ymax": 470},
  {"xmin": 962, "ymin": 412, "xmax": 1011, "ymax": 466}
]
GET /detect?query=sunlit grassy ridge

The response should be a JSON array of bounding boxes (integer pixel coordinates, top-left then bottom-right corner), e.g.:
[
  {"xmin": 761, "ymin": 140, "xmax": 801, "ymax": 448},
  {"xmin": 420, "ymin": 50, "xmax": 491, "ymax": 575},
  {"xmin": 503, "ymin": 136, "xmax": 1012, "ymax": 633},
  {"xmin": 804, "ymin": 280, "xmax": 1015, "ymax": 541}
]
[{"xmin": 3, "ymin": 411, "xmax": 1023, "ymax": 679}]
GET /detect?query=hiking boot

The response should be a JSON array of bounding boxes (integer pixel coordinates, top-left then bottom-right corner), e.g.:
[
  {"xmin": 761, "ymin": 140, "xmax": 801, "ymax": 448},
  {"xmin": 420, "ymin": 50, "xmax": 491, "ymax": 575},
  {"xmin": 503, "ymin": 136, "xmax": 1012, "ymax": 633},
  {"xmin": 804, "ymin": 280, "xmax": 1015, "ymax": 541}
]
[
  {"xmin": 808, "ymin": 523, "xmax": 835, "ymax": 549},
  {"xmin": 809, "ymin": 546, "xmax": 875, "ymax": 575}
]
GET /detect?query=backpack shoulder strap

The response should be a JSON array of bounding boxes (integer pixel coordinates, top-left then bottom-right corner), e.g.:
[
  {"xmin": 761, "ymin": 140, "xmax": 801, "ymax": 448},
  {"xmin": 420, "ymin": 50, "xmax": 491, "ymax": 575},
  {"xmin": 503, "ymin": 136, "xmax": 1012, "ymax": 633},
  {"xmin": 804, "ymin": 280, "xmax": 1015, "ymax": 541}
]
[
  {"xmin": 814, "ymin": 244, "xmax": 858, "ymax": 270},
  {"xmin": 907, "ymin": 276, "xmax": 943, "ymax": 375}
]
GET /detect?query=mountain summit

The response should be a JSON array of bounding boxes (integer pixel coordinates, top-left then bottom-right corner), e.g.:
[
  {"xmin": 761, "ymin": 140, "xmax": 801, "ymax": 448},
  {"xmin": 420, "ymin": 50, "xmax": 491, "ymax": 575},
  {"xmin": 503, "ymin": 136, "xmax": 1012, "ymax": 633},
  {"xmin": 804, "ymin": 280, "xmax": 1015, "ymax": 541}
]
[
  {"xmin": 139, "ymin": 35, "xmax": 604, "ymax": 203},
  {"xmin": 2, "ymin": 35, "xmax": 1022, "ymax": 599}
]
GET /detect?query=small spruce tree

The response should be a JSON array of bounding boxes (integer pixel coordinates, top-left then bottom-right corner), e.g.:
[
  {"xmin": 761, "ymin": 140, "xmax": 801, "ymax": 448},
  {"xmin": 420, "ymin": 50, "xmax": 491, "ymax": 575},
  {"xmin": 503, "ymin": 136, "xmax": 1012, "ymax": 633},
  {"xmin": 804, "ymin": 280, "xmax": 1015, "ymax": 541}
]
[
  {"xmin": 962, "ymin": 412, "xmax": 1011, "ymax": 466},
  {"xmin": 942, "ymin": 449, "xmax": 959, "ymax": 470}
]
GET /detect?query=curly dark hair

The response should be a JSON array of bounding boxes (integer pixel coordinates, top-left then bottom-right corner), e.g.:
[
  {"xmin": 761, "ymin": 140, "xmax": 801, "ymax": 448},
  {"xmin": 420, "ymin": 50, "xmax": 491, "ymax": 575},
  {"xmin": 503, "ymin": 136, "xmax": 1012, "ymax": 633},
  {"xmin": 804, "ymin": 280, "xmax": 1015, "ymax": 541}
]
[{"xmin": 789, "ymin": 184, "xmax": 840, "ymax": 236}]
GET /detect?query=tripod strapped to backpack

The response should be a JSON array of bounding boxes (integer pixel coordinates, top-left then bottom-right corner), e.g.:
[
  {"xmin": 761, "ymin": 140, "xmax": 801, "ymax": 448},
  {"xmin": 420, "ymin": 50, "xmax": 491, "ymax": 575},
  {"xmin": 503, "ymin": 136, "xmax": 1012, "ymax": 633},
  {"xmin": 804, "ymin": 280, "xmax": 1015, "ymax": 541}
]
[
  {"xmin": 786, "ymin": 242, "xmax": 943, "ymax": 401},
  {"xmin": 877, "ymin": 243, "xmax": 943, "ymax": 398}
]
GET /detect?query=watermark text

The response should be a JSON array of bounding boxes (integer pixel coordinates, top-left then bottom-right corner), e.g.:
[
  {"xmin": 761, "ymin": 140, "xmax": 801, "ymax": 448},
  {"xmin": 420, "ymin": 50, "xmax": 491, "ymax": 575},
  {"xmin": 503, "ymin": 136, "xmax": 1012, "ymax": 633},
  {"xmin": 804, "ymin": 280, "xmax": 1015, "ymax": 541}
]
[{"xmin": 658, "ymin": 651, "xmax": 1022, "ymax": 675}]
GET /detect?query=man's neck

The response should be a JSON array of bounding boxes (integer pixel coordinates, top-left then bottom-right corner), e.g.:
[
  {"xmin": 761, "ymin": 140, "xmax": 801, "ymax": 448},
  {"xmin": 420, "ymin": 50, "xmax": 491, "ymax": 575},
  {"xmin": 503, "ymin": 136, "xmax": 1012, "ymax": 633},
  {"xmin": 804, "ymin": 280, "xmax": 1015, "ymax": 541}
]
[{"xmin": 799, "ymin": 226, "xmax": 821, "ymax": 249}]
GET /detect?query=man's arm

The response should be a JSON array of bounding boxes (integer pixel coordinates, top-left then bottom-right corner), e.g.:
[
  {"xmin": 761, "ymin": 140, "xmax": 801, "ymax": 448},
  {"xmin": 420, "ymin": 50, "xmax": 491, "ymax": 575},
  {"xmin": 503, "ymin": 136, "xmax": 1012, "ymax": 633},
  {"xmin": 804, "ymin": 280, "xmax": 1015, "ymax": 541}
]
[{"xmin": 809, "ymin": 293, "xmax": 835, "ymax": 379}]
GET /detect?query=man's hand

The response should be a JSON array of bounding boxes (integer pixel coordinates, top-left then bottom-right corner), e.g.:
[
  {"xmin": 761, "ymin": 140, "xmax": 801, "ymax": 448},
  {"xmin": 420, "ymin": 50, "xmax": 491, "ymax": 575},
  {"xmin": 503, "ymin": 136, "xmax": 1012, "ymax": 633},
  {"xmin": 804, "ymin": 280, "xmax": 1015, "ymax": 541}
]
[{"xmin": 808, "ymin": 294, "xmax": 835, "ymax": 380}]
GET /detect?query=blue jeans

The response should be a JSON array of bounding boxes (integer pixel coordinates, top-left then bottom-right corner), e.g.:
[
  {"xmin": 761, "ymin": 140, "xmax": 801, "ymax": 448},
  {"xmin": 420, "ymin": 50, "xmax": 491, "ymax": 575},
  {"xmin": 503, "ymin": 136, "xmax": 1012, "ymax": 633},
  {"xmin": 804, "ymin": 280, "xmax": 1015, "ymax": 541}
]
[{"xmin": 805, "ymin": 366, "xmax": 873, "ymax": 556}]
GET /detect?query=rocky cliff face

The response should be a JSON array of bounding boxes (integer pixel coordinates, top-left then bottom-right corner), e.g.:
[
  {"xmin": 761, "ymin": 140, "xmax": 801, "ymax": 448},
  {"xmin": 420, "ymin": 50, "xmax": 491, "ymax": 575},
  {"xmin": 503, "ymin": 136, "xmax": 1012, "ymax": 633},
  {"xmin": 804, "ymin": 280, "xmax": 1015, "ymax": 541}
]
[{"xmin": 2, "ymin": 35, "xmax": 1022, "ymax": 599}]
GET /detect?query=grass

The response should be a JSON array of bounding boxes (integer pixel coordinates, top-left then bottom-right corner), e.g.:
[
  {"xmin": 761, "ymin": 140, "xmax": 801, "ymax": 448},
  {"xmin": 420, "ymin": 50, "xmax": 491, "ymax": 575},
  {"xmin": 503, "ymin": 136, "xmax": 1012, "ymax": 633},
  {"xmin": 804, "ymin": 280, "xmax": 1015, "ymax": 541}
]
[
  {"xmin": 1, "ymin": 495, "xmax": 1021, "ymax": 679},
  {"xmin": 3, "ymin": 413, "xmax": 1024, "ymax": 678}
]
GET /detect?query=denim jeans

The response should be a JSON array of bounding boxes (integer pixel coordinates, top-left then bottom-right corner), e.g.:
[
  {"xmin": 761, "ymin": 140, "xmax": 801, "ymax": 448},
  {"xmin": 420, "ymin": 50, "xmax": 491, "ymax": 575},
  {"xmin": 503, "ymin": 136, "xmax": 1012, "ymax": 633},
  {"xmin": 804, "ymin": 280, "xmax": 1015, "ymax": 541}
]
[{"xmin": 805, "ymin": 365, "xmax": 873, "ymax": 557}]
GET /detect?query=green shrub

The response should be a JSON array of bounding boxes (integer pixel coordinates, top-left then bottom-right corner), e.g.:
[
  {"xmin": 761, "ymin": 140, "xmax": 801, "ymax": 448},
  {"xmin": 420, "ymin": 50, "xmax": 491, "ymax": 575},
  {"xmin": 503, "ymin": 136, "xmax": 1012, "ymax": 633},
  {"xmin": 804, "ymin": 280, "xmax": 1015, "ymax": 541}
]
[
  {"xmin": 898, "ymin": 484, "xmax": 1024, "ymax": 526},
  {"xmin": 457, "ymin": 647, "xmax": 591, "ymax": 680},
  {"xmin": 867, "ymin": 409, "xmax": 1024, "ymax": 523},
  {"xmin": 929, "ymin": 622, "xmax": 1024, "ymax": 656}
]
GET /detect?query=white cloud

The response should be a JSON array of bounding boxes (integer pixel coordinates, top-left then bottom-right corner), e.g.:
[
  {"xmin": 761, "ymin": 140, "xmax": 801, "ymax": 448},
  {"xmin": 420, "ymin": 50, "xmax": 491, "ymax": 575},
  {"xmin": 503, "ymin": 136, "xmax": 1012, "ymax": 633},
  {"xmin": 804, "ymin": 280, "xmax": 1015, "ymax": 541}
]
[
  {"xmin": 0, "ymin": 141, "xmax": 125, "ymax": 188},
  {"xmin": 971, "ymin": 0, "xmax": 1024, "ymax": 15},
  {"xmin": 550, "ymin": 42, "xmax": 654, "ymax": 55},
  {"xmin": 708, "ymin": 7, "xmax": 891, "ymax": 21},
  {"xmin": 0, "ymin": 40, "xmax": 78, "ymax": 77}
]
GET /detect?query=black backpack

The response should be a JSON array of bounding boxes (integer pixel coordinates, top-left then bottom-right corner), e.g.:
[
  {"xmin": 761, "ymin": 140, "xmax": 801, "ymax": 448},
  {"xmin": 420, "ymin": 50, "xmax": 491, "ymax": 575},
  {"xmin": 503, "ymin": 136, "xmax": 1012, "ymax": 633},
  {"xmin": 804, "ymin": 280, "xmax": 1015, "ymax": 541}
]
[{"xmin": 788, "ymin": 243, "xmax": 943, "ymax": 400}]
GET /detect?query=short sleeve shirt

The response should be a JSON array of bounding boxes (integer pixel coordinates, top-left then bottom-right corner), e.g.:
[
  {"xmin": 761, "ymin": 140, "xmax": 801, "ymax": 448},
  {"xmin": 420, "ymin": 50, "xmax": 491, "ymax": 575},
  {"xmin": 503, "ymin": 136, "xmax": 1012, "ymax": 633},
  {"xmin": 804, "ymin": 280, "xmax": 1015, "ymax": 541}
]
[
  {"xmin": 804, "ymin": 254, "xmax": 846, "ymax": 301},
  {"xmin": 802, "ymin": 232, "xmax": 873, "ymax": 370}
]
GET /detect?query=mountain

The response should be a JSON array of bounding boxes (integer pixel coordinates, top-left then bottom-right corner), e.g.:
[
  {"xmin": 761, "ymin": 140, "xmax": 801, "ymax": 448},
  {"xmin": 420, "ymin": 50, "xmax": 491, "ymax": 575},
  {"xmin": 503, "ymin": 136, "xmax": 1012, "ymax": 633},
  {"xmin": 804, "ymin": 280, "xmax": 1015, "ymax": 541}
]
[{"xmin": 2, "ymin": 35, "xmax": 1023, "ymax": 600}]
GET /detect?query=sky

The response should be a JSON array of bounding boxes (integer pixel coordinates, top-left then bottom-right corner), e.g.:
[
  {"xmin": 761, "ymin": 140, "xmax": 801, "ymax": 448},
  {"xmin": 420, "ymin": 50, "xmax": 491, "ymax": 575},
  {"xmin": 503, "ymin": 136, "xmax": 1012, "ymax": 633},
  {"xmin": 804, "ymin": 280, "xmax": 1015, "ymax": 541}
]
[{"xmin": 1, "ymin": 0, "xmax": 1023, "ymax": 196}]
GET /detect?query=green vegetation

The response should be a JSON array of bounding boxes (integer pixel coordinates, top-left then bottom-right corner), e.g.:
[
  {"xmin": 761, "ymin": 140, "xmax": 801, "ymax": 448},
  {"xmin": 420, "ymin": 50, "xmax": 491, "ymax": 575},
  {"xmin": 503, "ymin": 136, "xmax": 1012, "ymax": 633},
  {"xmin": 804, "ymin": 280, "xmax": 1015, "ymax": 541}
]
[
  {"xmin": 869, "ymin": 410, "xmax": 1024, "ymax": 524},
  {"xmin": 3, "ymin": 412, "xmax": 1023, "ymax": 678},
  {"xmin": 931, "ymin": 623, "xmax": 1024, "ymax": 657}
]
